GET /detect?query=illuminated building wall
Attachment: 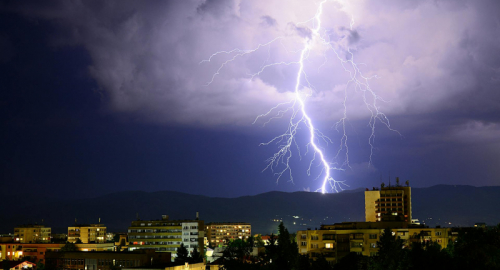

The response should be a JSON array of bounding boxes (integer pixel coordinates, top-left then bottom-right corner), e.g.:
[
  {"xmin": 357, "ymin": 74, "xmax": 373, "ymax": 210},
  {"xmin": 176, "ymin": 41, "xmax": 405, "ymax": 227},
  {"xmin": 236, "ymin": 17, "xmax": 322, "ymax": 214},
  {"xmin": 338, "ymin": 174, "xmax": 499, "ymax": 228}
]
[
  {"xmin": 365, "ymin": 185, "xmax": 412, "ymax": 223},
  {"xmin": 68, "ymin": 224, "xmax": 106, "ymax": 243},
  {"xmin": 0, "ymin": 243, "xmax": 114, "ymax": 263},
  {"xmin": 44, "ymin": 249, "xmax": 170, "ymax": 270},
  {"xmin": 13, "ymin": 225, "xmax": 51, "ymax": 243},
  {"xmin": 205, "ymin": 222, "xmax": 251, "ymax": 246},
  {"xmin": 127, "ymin": 215, "xmax": 204, "ymax": 258},
  {"xmin": 296, "ymin": 222, "xmax": 452, "ymax": 265}
]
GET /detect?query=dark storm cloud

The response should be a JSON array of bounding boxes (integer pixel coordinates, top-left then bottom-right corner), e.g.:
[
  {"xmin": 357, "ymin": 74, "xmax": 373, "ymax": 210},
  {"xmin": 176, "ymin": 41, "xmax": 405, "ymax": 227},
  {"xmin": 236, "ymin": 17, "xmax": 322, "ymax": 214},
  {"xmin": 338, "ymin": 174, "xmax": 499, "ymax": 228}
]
[
  {"xmin": 197, "ymin": 0, "xmax": 241, "ymax": 17},
  {"xmin": 260, "ymin": 15, "xmax": 277, "ymax": 27},
  {"xmin": 287, "ymin": 23, "xmax": 313, "ymax": 39},
  {"xmin": 6, "ymin": 0, "xmax": 500, "ymax": 190}
]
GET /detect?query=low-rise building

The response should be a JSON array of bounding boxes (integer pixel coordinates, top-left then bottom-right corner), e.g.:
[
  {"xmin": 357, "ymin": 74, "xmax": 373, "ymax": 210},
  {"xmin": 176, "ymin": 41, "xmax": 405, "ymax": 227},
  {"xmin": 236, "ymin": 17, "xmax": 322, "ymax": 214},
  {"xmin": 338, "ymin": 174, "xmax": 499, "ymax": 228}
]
[
  {"xmin": 0, "ymin": 243, "xmax": 114, "ymax": 263},
  {"xmin": 206, "ymin": 222, "xmax": 251, "ymax": 246},
  {"xmin": 45, "ymin": 250, "xmax": 170, "ymax": 270},
  {"xmin": 297, "ymin": 221, "xmax": 452, "ymax": 264},
  {"xmin": 68, "ymin": 224, "xmax": 106, "ymax": 243},
  {"xmin": 13, "ymin": 225, "xmax": 51, "ymax": 243},
  {"xmin": 127, "ymin": 214, "xmax": 204, "ymax": 258}
]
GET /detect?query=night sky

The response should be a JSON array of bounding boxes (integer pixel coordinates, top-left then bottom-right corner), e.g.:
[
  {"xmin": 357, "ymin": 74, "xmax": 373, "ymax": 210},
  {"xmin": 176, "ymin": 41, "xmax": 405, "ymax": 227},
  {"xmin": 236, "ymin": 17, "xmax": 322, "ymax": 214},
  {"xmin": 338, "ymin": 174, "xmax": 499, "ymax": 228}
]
[{"xmin": 1, "ymin": 0, "xmax": 500, "ymax": 199}]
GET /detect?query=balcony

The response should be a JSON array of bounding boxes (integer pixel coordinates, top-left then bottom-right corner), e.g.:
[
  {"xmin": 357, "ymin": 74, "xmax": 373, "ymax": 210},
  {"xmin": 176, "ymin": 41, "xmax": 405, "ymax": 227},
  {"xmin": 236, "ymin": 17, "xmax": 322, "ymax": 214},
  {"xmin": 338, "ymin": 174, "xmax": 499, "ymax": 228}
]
[{"xmin": 322, "ymin": 234, "xmax": 336, "ymax": 241}]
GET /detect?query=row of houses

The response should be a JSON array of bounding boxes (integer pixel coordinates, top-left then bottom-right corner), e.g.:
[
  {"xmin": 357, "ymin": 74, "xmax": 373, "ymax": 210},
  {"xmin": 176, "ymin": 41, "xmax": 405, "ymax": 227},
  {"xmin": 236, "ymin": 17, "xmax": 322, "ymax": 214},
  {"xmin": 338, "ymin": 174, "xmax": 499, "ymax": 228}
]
[{"xmin": 1, "ymin": 214, "xmax": 252, "ymax": 267}]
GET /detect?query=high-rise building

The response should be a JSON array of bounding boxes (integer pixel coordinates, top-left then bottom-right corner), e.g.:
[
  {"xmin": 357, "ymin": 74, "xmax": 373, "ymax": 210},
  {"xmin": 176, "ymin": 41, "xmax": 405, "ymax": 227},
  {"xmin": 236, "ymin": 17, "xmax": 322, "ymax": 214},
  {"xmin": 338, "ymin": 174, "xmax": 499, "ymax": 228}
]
[
  {"xmin": 14, "ymin": 225, "xmax": 51, "ymax": 243},
  {"xmin": 127, "ymin": 214, "xmax": 204, "ymax": 258},
  {"xmin": 205, "ymin": 222, "xmax": 251, "ymax": 246},
  {"xmin": 365, "ymin": 181, "xmax": 412, "ymax": 223},
  {"xmin": 68, "ymin": 224, "xmax": 107, "ymax": 243}
]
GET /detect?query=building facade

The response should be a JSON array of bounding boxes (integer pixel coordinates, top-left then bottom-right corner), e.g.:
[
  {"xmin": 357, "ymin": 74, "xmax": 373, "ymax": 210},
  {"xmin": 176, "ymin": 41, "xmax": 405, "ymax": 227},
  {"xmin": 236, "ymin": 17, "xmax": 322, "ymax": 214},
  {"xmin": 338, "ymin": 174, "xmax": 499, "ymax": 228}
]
[
  {"xmin": 365, "ymin": 184, "xmax": 412, "ymax": 223},
  {"xmin": 297, "ymin": 222, "xmax": 452, "ymax": 265},
  {"xmin": 0, "ymin": 243, "xmax": 114, "ymax": 263},
  {"xmin": 45, "ymin": 250, "xmax": 170, "ymax": 270},
  {"xmin": 127, "ymin": 215, "xmax": 204, "ymax": 258},
  {"xmin": 68, "ymin": 224, "xmax": 107, "ymax": 244},
  {"xmin": 205, "ymin": 222, "xmax": 251, "ymax": 246},
  {"xmin": 13, "ymin": 225, "xmax": 51, "ymax": 244}
]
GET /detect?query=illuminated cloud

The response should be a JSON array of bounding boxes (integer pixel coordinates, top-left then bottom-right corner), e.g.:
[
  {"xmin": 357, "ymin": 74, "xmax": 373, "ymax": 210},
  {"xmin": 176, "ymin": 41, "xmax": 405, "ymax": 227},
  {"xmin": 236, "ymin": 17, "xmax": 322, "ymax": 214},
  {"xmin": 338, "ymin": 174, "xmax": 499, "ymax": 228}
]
[{"xmin": 15, "ymin": 0, "xmax": 500, "ymax": 130}]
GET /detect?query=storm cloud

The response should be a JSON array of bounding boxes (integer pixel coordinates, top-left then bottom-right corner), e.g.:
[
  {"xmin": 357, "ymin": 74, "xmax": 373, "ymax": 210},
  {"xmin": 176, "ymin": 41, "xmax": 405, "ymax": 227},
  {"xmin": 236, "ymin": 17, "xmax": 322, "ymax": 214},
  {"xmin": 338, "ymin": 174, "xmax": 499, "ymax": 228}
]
[{"xmin": 4, "ymin": 0, "xmax": 500, "ymax": 193}]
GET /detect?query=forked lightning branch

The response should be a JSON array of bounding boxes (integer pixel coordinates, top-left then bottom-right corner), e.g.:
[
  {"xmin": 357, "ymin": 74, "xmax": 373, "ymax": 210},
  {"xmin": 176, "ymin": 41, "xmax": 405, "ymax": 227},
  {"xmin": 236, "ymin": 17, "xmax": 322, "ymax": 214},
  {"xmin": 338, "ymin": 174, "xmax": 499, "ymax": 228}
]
[{"xmin": 201, "ymin": 0, "xmax": 397, "ymax": 193}]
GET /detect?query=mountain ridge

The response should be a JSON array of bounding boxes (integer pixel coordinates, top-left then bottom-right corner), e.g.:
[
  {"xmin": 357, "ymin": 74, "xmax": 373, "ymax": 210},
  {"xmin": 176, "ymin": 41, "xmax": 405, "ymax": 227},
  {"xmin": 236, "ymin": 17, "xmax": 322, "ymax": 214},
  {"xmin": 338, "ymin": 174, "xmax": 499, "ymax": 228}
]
[{"xmin": 2, "ymin": 185, "xmax": 499, "ymax": 234}]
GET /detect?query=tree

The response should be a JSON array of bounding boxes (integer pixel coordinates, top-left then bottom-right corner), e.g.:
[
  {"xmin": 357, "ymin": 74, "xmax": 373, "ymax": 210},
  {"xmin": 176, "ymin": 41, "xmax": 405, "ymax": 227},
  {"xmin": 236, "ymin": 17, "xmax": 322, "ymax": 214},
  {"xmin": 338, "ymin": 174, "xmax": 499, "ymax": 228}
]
[
  {"xmin": 449, "ymin": 227, "xmax": 500, "ymax": 270},
  {"xmin": 112, "ymin": 234, "xmax": 120, "ymax": 243},
  {"xmin": 370, "ymin": 228, "xmax": 407, "ymax": 270},
  {"xmin": 254, "ymin": 235, "xmax": 265, "ymax": 248},
  {"xmin": 37, "ymin": 263, "xmax": 46, "ymax": 270},
  {"xmin": 273, "ymin": 222, "xmax": 299, "ymax": 270},
  {"xmin": 2, "ymin": 260, "xmax": 10, "ymax": 270},
  {"xmin": 189, "ymin": 245, "xmax": 203, "ymax": 263},
  {"xmin": 334, "ymin": 253, "xmax": 367, "ymax": 270},
  {"xmin": 222, "ymin": 239, "xmax": 252, "ymax": 261},
  {"xmin": 75, "ymin": 238, "xmax": 82, "ymax": 244},
  {"xmin": 310, "ymin": 254, "xmax": 333, "ymax": 270},
  {"xmin": 406, "ymin": 240, "xmax": 451, "ymax": 270},
  {"xmin": 60, "ymin": 242, "xmax": 78, "ymax": 252},
  {"xmin": 175, "ymin": 243, "xmax": 189, "ymax": 264}
]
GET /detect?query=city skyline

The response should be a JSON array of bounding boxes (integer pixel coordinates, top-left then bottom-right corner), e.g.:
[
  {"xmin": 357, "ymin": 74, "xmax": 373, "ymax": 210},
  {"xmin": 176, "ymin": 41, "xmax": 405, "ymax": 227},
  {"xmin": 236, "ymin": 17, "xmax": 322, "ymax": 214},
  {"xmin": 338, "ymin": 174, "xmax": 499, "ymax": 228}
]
[{"xmin": 1, "ymin": 0, "xmax": 500, "ymax": 199}]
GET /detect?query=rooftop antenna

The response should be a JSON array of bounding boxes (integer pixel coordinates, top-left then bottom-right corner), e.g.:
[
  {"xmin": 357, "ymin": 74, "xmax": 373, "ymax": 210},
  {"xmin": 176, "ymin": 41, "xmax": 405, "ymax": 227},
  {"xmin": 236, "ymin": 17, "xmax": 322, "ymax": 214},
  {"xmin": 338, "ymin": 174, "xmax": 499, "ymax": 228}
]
[{"xmin": 388, "ymin": 172, "xmax": 391, "ymax": 187}]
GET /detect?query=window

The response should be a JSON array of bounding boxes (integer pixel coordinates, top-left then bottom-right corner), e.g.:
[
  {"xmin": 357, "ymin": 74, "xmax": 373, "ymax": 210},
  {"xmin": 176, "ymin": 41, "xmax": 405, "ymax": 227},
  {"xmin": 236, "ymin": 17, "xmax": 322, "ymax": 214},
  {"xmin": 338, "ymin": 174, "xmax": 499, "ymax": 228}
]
[
  {"xmin": 311, "ymin": 235, "xmax": 319, "ymax": 240},
  {"xmin": 325, "ymin": 243, "xmax": 333, "ymax": 249},
  {"xmin": 370, "ymin": 243, "xmax": 377, "ymax": 248},
  {"xmin": 350, "ymin": 242, "xmax": 363, "ymax": 248},
  {"xmin": 369, "ymin": 234, "xmax": 377, "ymax": 239},
  {"xmin": 310, "ymin": 244, "xmax": 318, "ymax": 249},
  {"xmin": 301, "ymin": 241, "xmax": 306, "ymax": 246},
  {"xmin": 435, "ymin": 231, "xmax": 442, "ymax": 236},
  {"xmin": 301, "ymin": 234, "xmax": 306, "ymax": 239}
]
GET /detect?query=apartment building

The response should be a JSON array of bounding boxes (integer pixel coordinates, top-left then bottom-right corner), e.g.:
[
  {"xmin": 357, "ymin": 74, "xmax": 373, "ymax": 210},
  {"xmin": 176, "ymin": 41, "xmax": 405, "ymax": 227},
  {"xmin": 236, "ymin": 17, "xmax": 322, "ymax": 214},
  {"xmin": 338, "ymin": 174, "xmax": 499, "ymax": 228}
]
[
  {"xmin": 296, "ymin": 182, "xmax": 454, "ymax": 265},
  {"xmin": 297, "ymin": 222, "xmax": 452, "ymax": 265},
  {"xmin": 0, "ymin": 243, "xmax": 114, "ymax": 263},
  {"xmin": 127, "ymin": 215, "xmax": 204, "ymax": 258},
  {"xmin": 13, "ymin": 225, "xmax": 51, "ymax": 243},
  {"xmin": 68, "ymin": 224, "xmax": 106, "ymax": 243},
  {"xmin": 206, "ymin": 222, "xmax": 251, "ymax": 246},
  {"xmin": 45, "ymin": 249, "xmax": 170, "ymax": 270},
  {"xmin": 365, "ymin": 181, "xmax": 412, "ymax": 223}
]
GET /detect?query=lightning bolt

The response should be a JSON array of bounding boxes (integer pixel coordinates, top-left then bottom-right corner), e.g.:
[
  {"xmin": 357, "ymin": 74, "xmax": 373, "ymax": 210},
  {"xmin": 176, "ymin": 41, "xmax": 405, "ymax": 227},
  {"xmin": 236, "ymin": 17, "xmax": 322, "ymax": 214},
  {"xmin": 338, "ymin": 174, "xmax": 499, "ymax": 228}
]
[{"xmin": 200, "ymin": 0, "xmax": 398, "ymax": 194}]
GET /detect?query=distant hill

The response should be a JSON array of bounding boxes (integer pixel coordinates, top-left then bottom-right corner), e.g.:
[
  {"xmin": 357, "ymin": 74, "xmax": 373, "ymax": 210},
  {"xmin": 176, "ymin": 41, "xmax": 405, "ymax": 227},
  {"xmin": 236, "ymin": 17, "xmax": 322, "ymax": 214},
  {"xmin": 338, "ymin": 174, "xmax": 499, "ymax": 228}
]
[{"xmin": 2, "ymin": 185, "xmax": 500, "ymax": 234}]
